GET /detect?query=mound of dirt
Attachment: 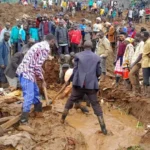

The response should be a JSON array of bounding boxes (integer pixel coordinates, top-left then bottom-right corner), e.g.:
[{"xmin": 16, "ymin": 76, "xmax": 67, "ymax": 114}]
[
  {"xmin": 0, "ymin": 110, "xmax": 87, "ymax": 150},
  {"xmin": 100, "ymin": 77, "xmax": 150, "ymax": 124}
]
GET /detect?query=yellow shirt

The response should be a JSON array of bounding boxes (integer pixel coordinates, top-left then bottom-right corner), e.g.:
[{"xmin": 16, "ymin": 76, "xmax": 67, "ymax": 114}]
[
  {"xmin": 100, "ymin": 9, "xmax": 104, "ymax": 15},
  {"xmin": 62, "ymin": 1, "xmax": 67, "ymax": 7},
  {"xmin": 142, "ymin": 38, "xmax": 150, "ymax": 68}
]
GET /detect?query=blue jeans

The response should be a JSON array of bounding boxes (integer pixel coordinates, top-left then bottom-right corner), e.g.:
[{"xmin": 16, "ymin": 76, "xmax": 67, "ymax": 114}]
[{"xmin": 19, "ymin": 75, "xmax": 40, "ymax": 112}]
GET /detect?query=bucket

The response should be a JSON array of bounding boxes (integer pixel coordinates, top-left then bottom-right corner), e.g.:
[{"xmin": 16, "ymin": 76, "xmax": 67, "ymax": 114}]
[{"xmin": 123, "ymin": 68, "xmax": 130, "ymax": 79}]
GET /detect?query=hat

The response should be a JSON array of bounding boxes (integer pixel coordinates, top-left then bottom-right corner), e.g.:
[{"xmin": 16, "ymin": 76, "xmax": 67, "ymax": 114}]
[
  {"xmin": 113, "ymin": 21, "xmax": 119, "ymax": 25},
  {"xmin": 43, "ymin": 14, "xmax": 48, "ymax": 17},
  {"xmin": 105, "ymin": 22, "xmax": 111, "ymax": 26},
  {"xmin": 125, "ymin": 37, "xmax": 134, "ymax": 43},
  {"xmin": 62, "ymin": 64, "xmax": 70, "ymax": 69},
  {"xmin": 84, "ymin": 40, "xmax": 93, "ymax": 48},
  {"xmin": 70, "ymin": 52, "xmax": 75, "ymax": 57},
  {"xmin": 60, "ymin": 54, "xmax": 65, "ymax": 60},
  {"xmin": 96, "ymin": 17, "xmax": 101, "ymax": 21}
]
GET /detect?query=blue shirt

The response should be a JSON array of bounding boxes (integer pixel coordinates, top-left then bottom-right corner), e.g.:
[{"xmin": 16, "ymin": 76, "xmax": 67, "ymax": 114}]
[
  {"xmin": 97, "ymin": 0, "xmax": 102, "ymax": 7},
  {"xmin": 122, "ymin": 27, "xmax": 128, "ymax": 33},
  {"xmin": 29, "ymin": 28, "xmax": 39, "ymax": 41},
  {"xmin": 79, "ymin": 24, "xmax": 86, "ymax": 31},
  {"xmin": 19, "ymin": 29, "xmax": 26, "ymax": 41}
]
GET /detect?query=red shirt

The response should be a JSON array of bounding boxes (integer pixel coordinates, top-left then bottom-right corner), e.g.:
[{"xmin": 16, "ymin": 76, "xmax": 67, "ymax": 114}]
[
  {"xmin": 43, "ymin": 21, "xmax": 49, "ymax": 35},
  {"xmin": 70, "ymin": 30, "xmax": 82, "ymax": 45},
  {"xmin": 131, "ymin": 31, "xmax": 136, "ymax": 38},
  {"xmin": 36, "ymin": 19, "xmax": 41, "ymax": 28}
]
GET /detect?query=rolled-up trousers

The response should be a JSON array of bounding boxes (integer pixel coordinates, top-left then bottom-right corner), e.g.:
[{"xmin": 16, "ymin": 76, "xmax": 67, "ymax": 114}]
[{"xmin": 65, "ymin": 86, "xmax": 103, "ymax": 116}]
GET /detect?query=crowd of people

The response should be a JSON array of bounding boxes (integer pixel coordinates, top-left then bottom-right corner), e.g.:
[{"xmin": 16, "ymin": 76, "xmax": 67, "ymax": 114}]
[{"xmin": 0, "ymin": 0, "xmax": 149, "ymax": 135}]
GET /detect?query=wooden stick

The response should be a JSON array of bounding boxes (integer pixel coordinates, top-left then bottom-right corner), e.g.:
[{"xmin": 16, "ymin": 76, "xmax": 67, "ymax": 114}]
[
  {"xmin": 0, "ymin": 116, "xmax": 14, "ymax": 124},
  {"xmin": 1, "ymin": 115, "xmax": 20, "ymax": 130},
  {"xmin": 43, "ymin": 86, "xmax": 50, "ymax": 105},
  {"xmin": 52, "ymin": 83, "xmax": 68, "ymax": 103}
]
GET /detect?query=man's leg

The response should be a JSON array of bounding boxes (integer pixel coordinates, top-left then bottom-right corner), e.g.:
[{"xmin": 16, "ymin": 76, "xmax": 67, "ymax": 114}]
[
  {"xmin": 64, "ymin": 45, "xmax": 69, "ymax": 54},
  {"xmin": 58, "ymin": 46, "xmax": 63, "ymax": 55},
  {"xmin": 0, "ymin": 68, "xmax": 8, "ymax": 88},
  {"xmin": 19, "ymin": 76, "xmax": 35, "ymax": 123},
  {"xmin": 100, "ymin": 57, "xmax": 106, "ymax": 81},
  {"xmin": 129, "ymin": 64, "xmax": 141, "ymax": 93},
  {"xmin": 33, "ymin": 82, "xmax": 43, "ymax": 117},
  {"xmin": 143, "ymin": 68, "xmax": 150, "ymax": 97},
  {"xmin": 61, "ymin": 87, "xmax": 84, "ymax": 123},
  {"xmin": 74, "ymin": 44, "xmax": 79, "ymax": 53},
  {"xmin": 86, "ymin": 90, "xmax": 107, "ymax": 135}
]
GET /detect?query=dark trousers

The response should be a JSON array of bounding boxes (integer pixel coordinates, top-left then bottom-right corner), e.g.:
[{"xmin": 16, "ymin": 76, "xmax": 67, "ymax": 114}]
[
  {"xmin": 58, "ymin": 45, "xmax": 69, "ymax": 55},
  {"xmin": 65, "ymin": 86, "xmax": 103, "ymax": 116},
  {"xmin": 13, "ymin": 42, "xmax": 19, "ymax": 55},
  {"xmin": 143, "ymin": 68, "xmax": 150, "ymax": 86},
  {"xmin": 71, "ymin": 43, "xmax": 79, "ymax": 53},
  {"xmin": 0, "ymin": 68, "xmax": 7, "ymax": 83}
]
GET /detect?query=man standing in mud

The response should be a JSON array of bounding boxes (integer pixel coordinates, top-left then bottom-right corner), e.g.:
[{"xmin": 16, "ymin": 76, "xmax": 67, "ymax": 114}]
[
  {"xmin": 16, "ymin": 34, "xmax": 55, "ymax": 124},
  {"xmin": 61, "ymin": 40, "xmax": 107, "ymax": 135}
]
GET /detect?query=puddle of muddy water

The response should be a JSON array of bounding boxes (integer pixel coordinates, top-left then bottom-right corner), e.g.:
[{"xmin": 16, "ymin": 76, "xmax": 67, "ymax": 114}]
[{"xmin": 67, "ymin": 104, "xmax": 145, "ymax": 150}]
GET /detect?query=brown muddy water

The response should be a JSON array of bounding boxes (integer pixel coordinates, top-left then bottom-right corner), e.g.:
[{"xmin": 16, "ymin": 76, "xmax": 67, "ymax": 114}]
[{"xmin": 67, "ymin": 103, "xmax": 145, "ymax": 150}]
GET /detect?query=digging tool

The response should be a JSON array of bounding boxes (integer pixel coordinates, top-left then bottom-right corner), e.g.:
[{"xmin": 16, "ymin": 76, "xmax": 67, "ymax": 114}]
[
  {"xmin": 43, "ymin": 86, "xmax": 52, "ymax": 105},
  {"xmin": 52, "ymin": 83, "xmax": 68, "ymax": 104}
]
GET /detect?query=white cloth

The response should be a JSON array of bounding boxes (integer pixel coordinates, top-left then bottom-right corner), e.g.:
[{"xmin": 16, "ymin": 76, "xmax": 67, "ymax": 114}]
[
  {"xmin": 139, "ymin": 9, "xmax": 145, "ymax": 17},
  {"xmin": 93, "ymin": 23, "xmax": 103, "ymax": 32},
  {"xmin": 65, "ymin": 68, "xmax": 73, "ymax": 82},
  {"xmin": 128, "ymin": 10, "xmax": 133, "ymax": 18},
  {"xmin": 131, "ymin": 41, "xmax": 144, "ymax": 64},
  {"xmin": 43, "ymin": 0, "xmax": 47, "ymax": 6},
  {"xmin": 48, "ymin": 0, "xmax": 52, "ymax": 5}
]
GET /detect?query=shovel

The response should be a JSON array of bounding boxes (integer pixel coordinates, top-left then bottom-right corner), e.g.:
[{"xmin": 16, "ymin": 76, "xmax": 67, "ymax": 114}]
[
  {"xmin": 43, "ymin": 86, "xmax": 52, "ymax": 105},
  {"xmin": 52, "ymin": 83, "xmax": 68, "ymax": 104}
]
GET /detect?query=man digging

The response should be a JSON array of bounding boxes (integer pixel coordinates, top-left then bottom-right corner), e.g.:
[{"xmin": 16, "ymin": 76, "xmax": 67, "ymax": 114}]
[{"xmin": 16, "ymin": 34, "xmax": 55, "ymax": 124}]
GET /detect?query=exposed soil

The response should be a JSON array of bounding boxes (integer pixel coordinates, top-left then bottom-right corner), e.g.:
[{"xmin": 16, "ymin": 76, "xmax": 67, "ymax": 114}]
[{"xmin": 0, "ymin": 3, "xmax": 149, "ymax": 150}]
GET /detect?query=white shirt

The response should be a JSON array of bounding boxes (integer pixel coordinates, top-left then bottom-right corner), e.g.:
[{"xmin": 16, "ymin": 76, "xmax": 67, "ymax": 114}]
[
  {"xmin": 43, "ymin": 0, "xmax": 47, "ymax": 5},
  {"xmin": 131, "ymin": 41, "xmax": 144, "ymax": 64},
  {"xmin": 128, "ymin": 10, "xmax": 133, "ymax": 18},
  {"xmin": 139, "ymin": 9, "xmax": 145, "ymax": 17},
  {"xmin": 65, "ymin": 68, "xmax": 73, "ymax": 82},
  {"xmin": 93, "ymin": 23, "xmax": 103, "ymax": 32},
  {"xmin": 48, "ymin": 0, "xmax": 52, "ymax": 5}
]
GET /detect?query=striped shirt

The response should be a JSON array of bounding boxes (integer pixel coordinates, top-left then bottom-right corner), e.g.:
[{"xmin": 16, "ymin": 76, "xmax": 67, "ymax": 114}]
[{"xmin": 16, "ymin": 41, "xmax": 50, "ymax": 82}]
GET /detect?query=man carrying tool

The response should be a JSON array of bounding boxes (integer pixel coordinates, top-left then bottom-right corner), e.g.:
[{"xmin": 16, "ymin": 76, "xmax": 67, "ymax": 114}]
[
  {"xmin": 16, "ymin": 34, "xmax": 55, "ymax": 124},
  {"xmin": 61, "ymin": 40, "xmax": 107, "ymax": 135}
]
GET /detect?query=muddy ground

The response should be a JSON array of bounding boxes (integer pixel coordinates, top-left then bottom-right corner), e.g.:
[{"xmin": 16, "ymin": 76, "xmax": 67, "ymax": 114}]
[{"xmin": 0, "ymin": 3, "xmax": 149, "ymax": 150}]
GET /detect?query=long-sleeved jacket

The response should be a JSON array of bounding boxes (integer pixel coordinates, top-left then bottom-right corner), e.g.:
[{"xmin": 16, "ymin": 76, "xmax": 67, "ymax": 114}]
[
  {"xmin": 96, "ymin": 36, "xmax": 111, "ymax": 57},
  {"xmin": 55, "ymin": 26, "xmax": 69, "ymax": 46},
  {"xmin": 0, "ymin": 40, "xmax": 10, "ymax": 66},
  {"xmin": 72, "ymin": 50, "xmax": 101, "ymax": 90},
  {"xmin": 5, "ymin": 52, "xmax": 24, "ymax": 78},
  {"xmin": 38, "ymin": 21, "xmax": 55, "ymax": 38}
]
